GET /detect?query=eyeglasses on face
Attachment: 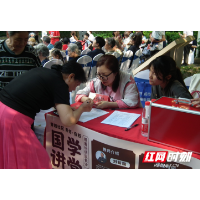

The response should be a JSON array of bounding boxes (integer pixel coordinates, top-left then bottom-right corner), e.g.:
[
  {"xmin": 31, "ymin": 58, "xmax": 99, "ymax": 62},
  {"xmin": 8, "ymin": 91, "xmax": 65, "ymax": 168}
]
[{"xmin": 95, "ymin": 71, "xmax": 113, "ymax": 81}]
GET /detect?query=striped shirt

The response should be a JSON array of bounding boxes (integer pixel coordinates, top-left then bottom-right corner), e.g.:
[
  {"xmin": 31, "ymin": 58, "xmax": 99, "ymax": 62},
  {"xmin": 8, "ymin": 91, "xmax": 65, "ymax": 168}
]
[{"xmin": 0, "ymin": 40, "xmax": 42, "ymax": 90}]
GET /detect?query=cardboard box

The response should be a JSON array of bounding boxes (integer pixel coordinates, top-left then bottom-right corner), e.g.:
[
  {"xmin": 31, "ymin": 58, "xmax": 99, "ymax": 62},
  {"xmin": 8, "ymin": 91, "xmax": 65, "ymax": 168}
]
[{"xmin": 148, "ymin": 97, "xmax": 200, "ymax": 154}]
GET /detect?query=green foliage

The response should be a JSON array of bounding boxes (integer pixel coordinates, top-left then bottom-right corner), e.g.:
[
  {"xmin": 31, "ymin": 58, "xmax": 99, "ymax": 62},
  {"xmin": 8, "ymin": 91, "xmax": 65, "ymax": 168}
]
[
  {"xmin": 60, "ymin": 31, "xmax": 71, "ymax": 39},
  {"xmin": 0, "ymin": 31, "xmax": 6, "ymax": 37},
  {"xmin": 180, "ymin": 65, "xmax": 200, "ymax": 79},
  {"xmin": 87, "ymin": 31, "xmax": 199, "ymax": 51}
]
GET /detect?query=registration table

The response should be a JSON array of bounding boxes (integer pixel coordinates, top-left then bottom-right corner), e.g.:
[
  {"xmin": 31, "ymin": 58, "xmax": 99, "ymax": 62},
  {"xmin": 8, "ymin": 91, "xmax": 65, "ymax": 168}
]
[{"xmin": 44, "ymin": 103, "xmax": 200, "ymax": 169}]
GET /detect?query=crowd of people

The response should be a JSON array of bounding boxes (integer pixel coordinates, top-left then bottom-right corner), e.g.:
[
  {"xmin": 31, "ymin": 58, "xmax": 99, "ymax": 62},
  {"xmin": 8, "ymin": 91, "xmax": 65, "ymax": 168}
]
[{"xmin": 0, "ymin": 31, "xmax": 198, "ymax": 169}]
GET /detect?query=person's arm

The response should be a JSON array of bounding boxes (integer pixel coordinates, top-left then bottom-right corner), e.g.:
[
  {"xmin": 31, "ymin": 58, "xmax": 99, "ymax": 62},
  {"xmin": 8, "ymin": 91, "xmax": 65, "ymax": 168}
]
[
  {"xmin": 179, "ymin": 32, "xmax": 186, "ymax": 38},
  {"xmin": 55, "ymin": 101, "xmax": 93, "ymax": 127},
  {"xmin": 95, "ymin": 101, "xmax": 118, "ymax": 109},
  {"xmin": 75, "ymin": 81, "xmax": 93, "ymax": 102}
]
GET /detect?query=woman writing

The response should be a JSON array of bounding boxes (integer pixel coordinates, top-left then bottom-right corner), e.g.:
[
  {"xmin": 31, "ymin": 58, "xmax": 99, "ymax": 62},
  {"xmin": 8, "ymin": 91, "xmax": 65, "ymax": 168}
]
[
  {"xmin": 149, "ymin": 55, "xmax": 193, "ymax": 99},
  {"xmin": 0, "ymin": 62, "xmax": 93, "ymax": 169},
  {"xmin": 75, "ymin": 55, "xmax": 140, "ymax": 109}
]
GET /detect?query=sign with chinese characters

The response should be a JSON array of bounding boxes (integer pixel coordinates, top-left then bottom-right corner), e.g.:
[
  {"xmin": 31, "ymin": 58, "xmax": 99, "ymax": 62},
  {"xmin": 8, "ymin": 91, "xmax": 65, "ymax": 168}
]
[{"xmin": 45, "ymin": 114, "xmax": 200, "ymax": 169}]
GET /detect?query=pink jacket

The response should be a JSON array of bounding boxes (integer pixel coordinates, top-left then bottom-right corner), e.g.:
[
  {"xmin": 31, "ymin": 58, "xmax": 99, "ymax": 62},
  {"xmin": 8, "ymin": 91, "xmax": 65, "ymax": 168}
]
[{"xmin": 75, "ymin": 71, "xmax": 140, "ymax": 108}]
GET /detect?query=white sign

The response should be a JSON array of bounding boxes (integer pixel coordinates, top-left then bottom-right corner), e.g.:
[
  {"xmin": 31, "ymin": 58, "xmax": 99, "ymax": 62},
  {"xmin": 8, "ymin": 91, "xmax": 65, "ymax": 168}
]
[{"xmin": 45, "ymin": 114, "xmax": 200, "ymax": 169}]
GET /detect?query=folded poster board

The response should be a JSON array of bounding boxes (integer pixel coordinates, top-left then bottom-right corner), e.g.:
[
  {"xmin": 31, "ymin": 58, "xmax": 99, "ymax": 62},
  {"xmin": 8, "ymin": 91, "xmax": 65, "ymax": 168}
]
[{"xmin": 133, "ymin": 36, "xmax": 195, "ymax": 75}]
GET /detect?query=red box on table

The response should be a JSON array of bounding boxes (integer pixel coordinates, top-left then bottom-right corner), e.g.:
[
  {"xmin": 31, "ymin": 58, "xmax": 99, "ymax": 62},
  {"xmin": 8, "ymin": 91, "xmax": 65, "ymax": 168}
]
[{"xmin": 148, "ymin": 97, "xmax": 200, "ymax": 154}]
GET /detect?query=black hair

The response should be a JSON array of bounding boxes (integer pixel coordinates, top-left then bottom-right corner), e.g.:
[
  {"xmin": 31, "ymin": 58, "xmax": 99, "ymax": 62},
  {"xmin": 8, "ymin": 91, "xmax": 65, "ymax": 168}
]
[
  {"xmin": 63, "ymin": 37, "xmax": 70, "ymax": 44},
  {"xmin": 131, "ymin": 32, "xmax": 142, "ymax": 47},
  {"xmin": 149, "ymin": 55, "xmax": 187, "ymax": 89},
  {"xmin": 51, "ymin": 62, "xmax": 87, "ymax": 83},
  {"xmin": 84, "ymin": 33, "xmax": 89, "ymax": 37},
  {"xmin": 54, "ymin": 41, "xmax": 62, "ymax": 50},
  {"xmin": 95, "ymin": 37, "xmax": 105, "ymax": 48}
]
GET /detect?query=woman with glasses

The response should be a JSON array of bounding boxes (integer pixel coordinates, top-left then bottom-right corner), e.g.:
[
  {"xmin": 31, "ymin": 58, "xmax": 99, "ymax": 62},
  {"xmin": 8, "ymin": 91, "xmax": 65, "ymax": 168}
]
[{"xmin": 75, "ymin": 55, "xmax": 140, "ymax": 109}]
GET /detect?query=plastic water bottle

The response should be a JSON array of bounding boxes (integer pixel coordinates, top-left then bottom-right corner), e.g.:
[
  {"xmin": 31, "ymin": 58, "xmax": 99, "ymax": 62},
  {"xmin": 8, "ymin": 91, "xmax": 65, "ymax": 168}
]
[{"xmin": 141, "ymin": 101, "xmax": 150, "ymax": 137}]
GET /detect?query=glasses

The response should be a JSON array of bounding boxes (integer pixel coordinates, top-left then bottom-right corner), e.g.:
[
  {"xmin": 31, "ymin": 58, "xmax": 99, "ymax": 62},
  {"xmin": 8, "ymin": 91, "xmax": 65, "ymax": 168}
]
[{"xmin": 95, "ymin": 72, "xmax": 113, "ymax": 81}]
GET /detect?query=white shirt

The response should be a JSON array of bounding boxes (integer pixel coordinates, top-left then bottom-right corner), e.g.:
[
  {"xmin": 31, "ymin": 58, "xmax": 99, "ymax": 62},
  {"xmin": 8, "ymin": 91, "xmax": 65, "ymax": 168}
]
[
  {"xmin": 152, "ymin": 31, "xmax": 165, "ymax": 40},
  {"xmin": 183, "ymin": 31, "xmax": 193, "ymax": 44},
  {"xmin": 70, "ymin": 36, "xmax": 77, "ymax": 43},
  {"xmin": 88, "ymin": 34, "xmax": 95, "ymax": 42}
]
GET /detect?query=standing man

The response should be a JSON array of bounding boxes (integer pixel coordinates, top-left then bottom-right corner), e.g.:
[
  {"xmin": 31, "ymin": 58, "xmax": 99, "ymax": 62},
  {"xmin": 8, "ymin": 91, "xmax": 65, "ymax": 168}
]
[
  {"xmin": 179, "ymin": 31, "xmax": 193, "ymax": 66},
  {"xmin": 150, "ymin": 31, "xmax": 166, "ymax": 57},
  {"xmin": 49, "ymin": 31, "xmax": 60, "ymax": 45},
  {"xmin": 0, "ymin": 31, "xmax": 41, "ymax": 91}
]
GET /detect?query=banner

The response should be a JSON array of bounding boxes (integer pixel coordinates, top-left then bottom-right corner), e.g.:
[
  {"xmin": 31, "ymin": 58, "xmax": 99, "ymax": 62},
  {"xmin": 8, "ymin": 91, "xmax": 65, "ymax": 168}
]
[{"xmin": 46, "ymin": 114, "xmax": 200, "ymax": 169}]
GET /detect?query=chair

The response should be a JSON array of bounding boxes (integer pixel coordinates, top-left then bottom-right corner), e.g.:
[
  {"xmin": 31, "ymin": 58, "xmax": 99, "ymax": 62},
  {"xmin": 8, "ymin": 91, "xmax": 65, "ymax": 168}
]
[
  {"xmin": 120, "ymin": 50, "xmax": 133, "ymax": 72},
  {"xmin": 70, "ymin": 55, "xmax": 92, "ymax": 104},
  {"xmin": 43, "ymin": 59, "xmax": 63, "ymax": 69},
  {"xmin": 65, "ymin": 50, "xmax": 69, "ymax": 62},
  {"xmin": 184, "ymin": 76, "xmax": 192, "ymax": 89},
  {"xmin": 89, "ymin": 53, "xmax": 104, "ymax": 80},
  {"xmin": 129, "ymin": 49, "xmax": 143, "ymax": 74},
  {"xmin": 81, "ymin": 48, "xmax": 91, "ymax": 55},
  {"xmin": 134, "ymin": 69, "xmax": 151, "ymax": 108},
  {"xmin": 77, "ymin": 55, "xmax": 92, "ymax": 79}
]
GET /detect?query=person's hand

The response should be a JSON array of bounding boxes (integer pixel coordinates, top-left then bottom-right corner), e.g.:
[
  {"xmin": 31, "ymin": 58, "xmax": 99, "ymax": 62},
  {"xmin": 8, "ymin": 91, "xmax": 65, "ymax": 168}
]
[
  {"xmin": 81, "ymin": 96, "xmax": 93, "ymax": 103},
  {"xmin": 95, "ymin": 101, "xmax": 110, "ymax": 109},
  {"xmin": 190, "ymin": 98, "xmax": 200, "ymax": 108},
  {"xmin": 80, "ymin": 99, "xmax": 93, "ymax": 112}
]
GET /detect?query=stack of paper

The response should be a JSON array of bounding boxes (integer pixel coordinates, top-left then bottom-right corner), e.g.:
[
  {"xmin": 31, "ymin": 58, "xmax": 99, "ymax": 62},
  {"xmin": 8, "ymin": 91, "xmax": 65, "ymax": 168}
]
[
  {"xmin": 79, "ymin": 108, "xmax": 109, "ymax": 123},
  {"xmin": 101, "ymin": 111, "xmax": 140, "ymax": 128}
]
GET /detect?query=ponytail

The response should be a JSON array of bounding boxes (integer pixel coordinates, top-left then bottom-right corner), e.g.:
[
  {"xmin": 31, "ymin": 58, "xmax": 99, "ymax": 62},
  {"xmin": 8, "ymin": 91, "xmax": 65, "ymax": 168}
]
[{"xmin": 51, "ymin": 49, "xmax": 64, "ymax": 63}]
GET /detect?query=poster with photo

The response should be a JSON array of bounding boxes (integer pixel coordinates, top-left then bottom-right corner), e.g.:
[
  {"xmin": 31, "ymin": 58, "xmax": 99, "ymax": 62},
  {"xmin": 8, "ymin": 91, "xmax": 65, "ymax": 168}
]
[{"xmin": 45, "ymin": 114, "xmax": 200, "ymax": 169}]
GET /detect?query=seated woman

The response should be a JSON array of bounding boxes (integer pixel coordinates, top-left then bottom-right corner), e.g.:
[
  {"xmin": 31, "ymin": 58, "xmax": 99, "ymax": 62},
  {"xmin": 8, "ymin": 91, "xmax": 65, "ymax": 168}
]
[
  {"xmin": 50, "ymin": 49, "xmax": 64, "ymax": 63},
  {"xmin": 35, "ymin": 43, "xmax": 49, "ymax": 66},
  {"xmin": 104, "ymin": 38, "xmax": 116, "ymax": 55},
  {"xmin": 149, "ymin": 55, "xmax": 193, "ymax": 99},
  {"xmin": 75, "ymin": 55, "xmax": 140, "ymax": 109},
  {"xmin": 67, "ymin": 43, "xmax": 81, "ymax": 62},
  {"xmin": 128, "ymin": 32, "xmax": 142, "ymax": 67}
]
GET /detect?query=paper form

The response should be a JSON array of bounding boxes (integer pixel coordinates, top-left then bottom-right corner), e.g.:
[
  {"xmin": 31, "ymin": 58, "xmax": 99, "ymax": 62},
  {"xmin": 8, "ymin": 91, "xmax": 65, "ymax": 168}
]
[
  {"xmin": 79, "ymin": 108, "xmax": 109, "ymax": 123},
  {"xmin": 101, "ymin": 111, "xmax": 141, "ymax": 128}
]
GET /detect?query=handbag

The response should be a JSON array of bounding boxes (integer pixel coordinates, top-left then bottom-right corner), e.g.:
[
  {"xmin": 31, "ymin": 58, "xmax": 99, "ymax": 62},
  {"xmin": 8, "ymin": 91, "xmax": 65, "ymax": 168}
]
[{"xmin": 191, "ymin": 91, "xmax": 200, "ymax": 98}]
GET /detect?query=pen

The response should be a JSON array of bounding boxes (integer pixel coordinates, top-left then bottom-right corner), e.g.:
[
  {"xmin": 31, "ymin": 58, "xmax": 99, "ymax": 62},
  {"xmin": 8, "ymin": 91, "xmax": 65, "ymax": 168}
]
[{"xmin": 125, "ymin": 124, "xmax": 139, "ymax": 131}]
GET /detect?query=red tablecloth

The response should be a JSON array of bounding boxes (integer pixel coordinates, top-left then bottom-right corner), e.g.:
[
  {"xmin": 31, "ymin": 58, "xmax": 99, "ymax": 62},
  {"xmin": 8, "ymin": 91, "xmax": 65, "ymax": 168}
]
[{"xmin": 45, "ymin": 103, "xmax": 200, "ymax": 160}]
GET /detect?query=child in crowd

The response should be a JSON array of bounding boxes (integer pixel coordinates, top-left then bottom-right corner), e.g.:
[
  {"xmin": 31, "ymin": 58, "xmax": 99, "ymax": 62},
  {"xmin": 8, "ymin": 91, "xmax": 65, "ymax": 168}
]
[{"xmin": 82, "ymin": 33, "xmax": 91, "ymax": 50}]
